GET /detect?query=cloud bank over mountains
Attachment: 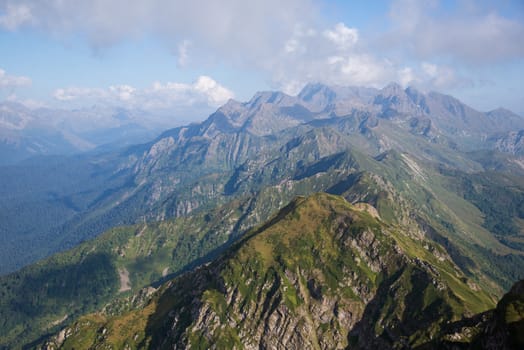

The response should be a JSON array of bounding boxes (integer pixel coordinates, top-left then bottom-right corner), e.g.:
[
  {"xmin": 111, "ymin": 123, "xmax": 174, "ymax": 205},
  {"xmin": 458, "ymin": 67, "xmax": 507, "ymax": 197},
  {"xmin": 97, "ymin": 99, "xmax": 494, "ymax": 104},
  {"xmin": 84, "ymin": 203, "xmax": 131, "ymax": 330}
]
[
  {"xmin": 0, "ymin": 68, "xmax": 31, "ymax": 90},
  {"xmin": 0, "ymin": 0, "xmax": 523, "ymax": 114},
  {"xmin": 53, "ymin": 76, "xmax": 234, "ymax": 110}
]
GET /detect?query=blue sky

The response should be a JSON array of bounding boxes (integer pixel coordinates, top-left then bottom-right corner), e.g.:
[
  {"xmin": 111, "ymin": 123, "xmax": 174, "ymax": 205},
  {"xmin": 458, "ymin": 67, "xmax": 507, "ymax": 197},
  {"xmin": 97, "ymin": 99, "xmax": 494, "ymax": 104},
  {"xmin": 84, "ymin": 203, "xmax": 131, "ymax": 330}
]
[{"xmin": 0, "ymin": 0, "xmax": 523, "ymax": 119}]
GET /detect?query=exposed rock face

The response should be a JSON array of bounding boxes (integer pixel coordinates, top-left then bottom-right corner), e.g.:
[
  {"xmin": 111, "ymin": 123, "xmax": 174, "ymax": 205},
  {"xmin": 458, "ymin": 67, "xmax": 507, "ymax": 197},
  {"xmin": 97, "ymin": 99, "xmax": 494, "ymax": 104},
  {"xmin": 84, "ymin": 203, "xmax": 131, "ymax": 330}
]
[{"xmin": 492, "ymin": 130, "xmax": 524, "ymax": 156}]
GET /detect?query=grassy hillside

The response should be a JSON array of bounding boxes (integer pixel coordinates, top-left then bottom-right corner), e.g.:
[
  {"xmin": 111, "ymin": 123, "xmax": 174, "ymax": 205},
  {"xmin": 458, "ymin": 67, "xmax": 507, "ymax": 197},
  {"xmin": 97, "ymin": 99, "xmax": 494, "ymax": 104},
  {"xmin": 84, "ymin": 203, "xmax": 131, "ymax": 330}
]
[
  {"xmin": 0, "ymin": 201, "xmax": 244, "ymax": 348},
  {"xmin": 42, "ymin": 194, "xmax": 495, "ymax": 349}
]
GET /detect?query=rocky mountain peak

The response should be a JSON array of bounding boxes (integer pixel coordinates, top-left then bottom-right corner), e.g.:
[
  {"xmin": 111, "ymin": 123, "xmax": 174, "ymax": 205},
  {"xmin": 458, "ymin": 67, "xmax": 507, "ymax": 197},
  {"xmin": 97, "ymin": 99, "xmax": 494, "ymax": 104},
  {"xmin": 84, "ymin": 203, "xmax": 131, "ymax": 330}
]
[
  {"xmin": 216, "ymin": 98, "xmax": 244, "ymax": 114},
  {"xmin": 298, "ymin": 82, "xmax": 336, "ymax": 101},
  {"xmin": 297, "ymin": 82, "xmax": 338, "ymax": 112},
  {"xmin": 486, "ymin": 107, "xmax": 524, "ymax": 128},
  {"xmin": 373, "ymin": 82, "xmax": 421, "ymax": 118},
  {"xmin": 405, "ymin": 86, "xmax": 431, "ymax": 114},
  {"xmin": 488, "ymin": 107, "xmax": 515, "ymax": 115},
  {"xmin": 380, "ymin": 81, "xmax": 404, "ymax": 95},
  {"xmin": 297, "ymin": 83, "xmax": 380, "ymax": 115},
  {"xmin": 245, "ymin": 90, "xmax": 295, "ymax": 109}
]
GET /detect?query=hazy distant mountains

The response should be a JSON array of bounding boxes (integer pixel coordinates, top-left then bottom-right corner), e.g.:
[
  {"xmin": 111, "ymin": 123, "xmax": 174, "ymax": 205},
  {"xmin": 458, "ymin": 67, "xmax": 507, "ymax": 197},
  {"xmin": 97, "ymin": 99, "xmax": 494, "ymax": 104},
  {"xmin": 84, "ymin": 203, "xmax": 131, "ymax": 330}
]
[
  {"xmin": 0, "ymin": 102, "xmax": 189, "ymax": 164},
  {"xmin": 1, "ymin": 83, "xmax": 522, "ymax": 165},
  {"xmin": 200, "ymin": 82, "xmax": 524, "ymax": 155}
]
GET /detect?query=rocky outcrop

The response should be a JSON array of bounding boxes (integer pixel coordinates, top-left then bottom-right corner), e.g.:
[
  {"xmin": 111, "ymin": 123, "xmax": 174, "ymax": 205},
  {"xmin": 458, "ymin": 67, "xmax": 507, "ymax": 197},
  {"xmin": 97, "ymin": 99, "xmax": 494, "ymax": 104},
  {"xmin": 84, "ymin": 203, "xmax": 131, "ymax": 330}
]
[{"xmin": 492, "ymin": 130, "xmax": 524, "ymax": 156}]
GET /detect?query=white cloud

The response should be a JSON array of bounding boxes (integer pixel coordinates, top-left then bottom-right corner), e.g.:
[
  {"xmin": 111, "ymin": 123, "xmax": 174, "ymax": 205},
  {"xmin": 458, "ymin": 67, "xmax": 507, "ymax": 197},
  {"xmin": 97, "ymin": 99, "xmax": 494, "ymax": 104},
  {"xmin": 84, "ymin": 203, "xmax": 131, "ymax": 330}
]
[
  {"xmin": 53, "ymin": 76, "xmax": 234, "ymax": 110},
  {"xmin": 0, "ymin": 0, "xmax": 316, "ymax": 63},
  {"xmin": 387, "ymin": 0, "xmax": 524, "ymax": 64},
  {"xmin": 421, "ymin": 62, "xmax": 438, "ymax": 77},
  {"xmin": 0, "ymin": 3, "xmax": 33, "ymax": 30},
  {"xmin": 284, "ymin": 38, "xmax": 300, "ymax": 54},
  {"xmin": 193, "ymin": 76, "xmax": 234, "ymax": 105},
  {"xmin": 398, "ymin": 67, "xmax": 416, "ymax": 87},
  {"xmin": 147, "ymin": 77, "xmax": 233, "ymax": 109},
  {"xmin": 421, "ymin": 63, "xmax": 467, "ymax": 89},
  {"xmin": 331, "ymin": 55, "xmax": 391, "ymax": 85},
  {"xmin": 109, "ymin": 85, "xmax": 135, "ymax": 101},
  {"xmin": 267, "ymin": 22, "xmax": 398, "ymax": 94},
  {"xmin": 0, "ymin": 68, "xmax": 31, "ymax": 89},
  {"xmin": 266, "ymin": 16, "xmax": 481, "ymax": 95},
  {"xmin": 176, "ymin": 40, "xmax": 191, "ymax": 67},
  {"xmin": 323, "ymin": 23, "xmax": 359, "ymax": 50},
  {"xmin": 53, "ymin": 87, "xmax": 105, "ymax": 101},
  {"xmin": 395, "ymin": 62, "xmax": 469, "ymax": 90},
  {"xmin": 2, "ymin": 0, "xmax": 519, "ymax": 110}
]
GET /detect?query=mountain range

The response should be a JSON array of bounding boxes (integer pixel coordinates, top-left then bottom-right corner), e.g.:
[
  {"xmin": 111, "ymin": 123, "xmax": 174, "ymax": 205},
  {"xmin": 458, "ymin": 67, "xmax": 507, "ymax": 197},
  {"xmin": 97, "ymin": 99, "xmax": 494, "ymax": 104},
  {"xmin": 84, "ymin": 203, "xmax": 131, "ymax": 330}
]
[{"xmin": 0, "ymin": 82, "xmax": 523, "ymax": 349}]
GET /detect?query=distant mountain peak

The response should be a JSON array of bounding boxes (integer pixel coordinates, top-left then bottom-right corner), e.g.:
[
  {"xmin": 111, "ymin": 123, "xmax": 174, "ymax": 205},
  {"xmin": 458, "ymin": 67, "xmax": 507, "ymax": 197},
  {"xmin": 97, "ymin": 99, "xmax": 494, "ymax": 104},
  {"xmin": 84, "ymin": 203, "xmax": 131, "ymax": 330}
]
[
  {"xmin": 298, "ymin": 82, "xmax": 336, "ymax": 101},
  {"xmin": 246, "ymin": 90, "xmax": 292, "ymax": 109},
  {"xmin": 296, "ymin": 83, "xmax": 339, "ymax": 113},
  {"xmin": 486, "ymin": 107, "xmax": 523, "ymax": 120},
  {"xmin": 489, "ymin": 107, "xmax": 511, "ymax": 114},
  {"xmin": 297, "ymin": 82, "xmax": 377, "ymax": 103},
  {"xmin": 380, "ymin": 82, "xmax": 404, "ymax": 94},
  {"xmin": 216, "ymin": 98, "xmax": 243, "ymax": 113}
]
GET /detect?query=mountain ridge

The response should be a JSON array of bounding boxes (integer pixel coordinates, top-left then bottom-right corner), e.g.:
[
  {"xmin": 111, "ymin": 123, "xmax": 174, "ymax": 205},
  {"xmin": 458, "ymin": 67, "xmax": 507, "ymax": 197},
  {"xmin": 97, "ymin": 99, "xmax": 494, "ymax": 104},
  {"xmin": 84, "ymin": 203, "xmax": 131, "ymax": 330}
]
[{"xmin": 40, "ymin": 193, "xmax": 496, "ymax": 349}]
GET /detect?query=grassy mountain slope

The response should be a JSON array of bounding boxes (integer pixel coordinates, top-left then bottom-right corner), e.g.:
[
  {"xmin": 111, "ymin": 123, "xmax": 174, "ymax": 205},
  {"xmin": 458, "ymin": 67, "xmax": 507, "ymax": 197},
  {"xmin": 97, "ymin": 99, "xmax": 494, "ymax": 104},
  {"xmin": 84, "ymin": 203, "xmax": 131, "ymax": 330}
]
[{"xmin": 42, "ymin": 194, "xmax": 495, "ymax": 349}]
